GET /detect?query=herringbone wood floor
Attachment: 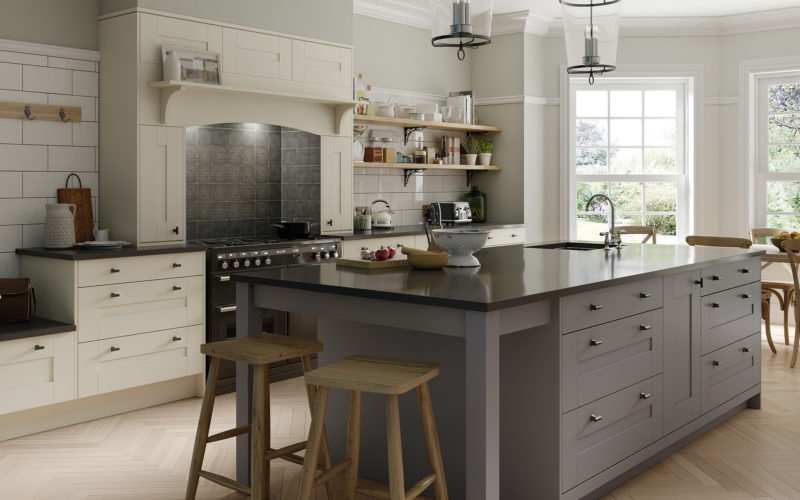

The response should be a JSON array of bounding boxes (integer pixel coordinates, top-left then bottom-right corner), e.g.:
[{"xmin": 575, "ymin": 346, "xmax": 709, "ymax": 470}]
[{"xmin": 0, "ymin": 331, "xmax": 798, "ymax": 499}]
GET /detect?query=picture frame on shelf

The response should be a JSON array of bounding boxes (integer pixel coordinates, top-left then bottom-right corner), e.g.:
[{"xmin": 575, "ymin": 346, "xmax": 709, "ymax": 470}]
[{"xmin": 161, "ymin": 46, "xmax": 221, "ymax": 85}]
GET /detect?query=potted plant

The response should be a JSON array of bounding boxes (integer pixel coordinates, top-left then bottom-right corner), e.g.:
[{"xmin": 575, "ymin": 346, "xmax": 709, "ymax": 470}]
[
  {"xmin": 478, "ymin": 137, "xmax": 494, "ymax": 166},
  {"xmin": 463, "ymin": 134, "xmax": 480, "ymax": 165}
]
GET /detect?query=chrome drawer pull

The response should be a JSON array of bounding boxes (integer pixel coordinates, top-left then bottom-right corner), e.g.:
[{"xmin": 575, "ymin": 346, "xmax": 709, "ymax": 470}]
[
  {"xmin": 173, "ymin": 286, "xmax": 182, "ymax": 291},
  {"xmin": 110, "ymin": 268, "xmax": 120, "ymax": 273},
  {"xmin": 712, "ymin": 275, "xmax": 721, "ymax": 281},
  {"xmin": 173, "ymin": 263, "xmax": 182, "ymax": 268},
  {"xmin": 639, "ymin": 324, "xmax": 652, "ymax": 331},
  {"xmin": 711, "ymin": 303, "xmax": 721, "ymax": 308},
  {"xmin": 110, "ymin": 346, "xmax": 120, "ymax": 352},
  {"xmin": 110, "ymin": 292, "xmax": 120, "ymax": 298},
  {"xmin": 590, "ymin": 414, "xmax": 603, "ymax": 423},
  {"xmin": 172, "ymin": 336, "xmax": 182, "ymax": 342},
  {"xmin": 218, "ymin": 276, "xmax": 231, "ymax": 282},
  {"xmin": 639, "ymin": 392, "xmax": 652, "ymax": 400},
  {"xmin": 590, "ymin": 304, "xmax": 603, "ymax": 311},
  {"xmin": 742, "ymin": 294, "xmax": 751, "ymax": 299},
  {"xmin": 217, "ymin": 305, "xmax": 237, "ymax": 313},
  {"xmin": 742, "ymin": 347, "xmax": 750, "ymax": 353},
  {"xmin": 640, "ymin": 292, "xmax": 653, "ymax": 298},
  {"xmin": 590, "ymin": 338, "xmax": 603, "ymax": 346},
  {"xmin": 740, "ymin": 268, "xmax": 750, "ymax": 274},
  {"xmin": 713, "ymin": 360, "xmax": 722, "ymax": 366},
  {"xmin": 34, "ymin": 344, "xmax": 45, "ymax": 351}
]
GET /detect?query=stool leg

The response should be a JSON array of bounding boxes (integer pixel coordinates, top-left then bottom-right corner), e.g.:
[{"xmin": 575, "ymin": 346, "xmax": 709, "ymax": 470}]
[
  {"xmin": 301, "ymin": 355, "xmax": 337, "ymax": 500},
  {"xmin": 385, "ymin": 394, "xmax": 405, "ymax": 500},
  {"xmin": 186, "ymin": 357, "xmax": 221, "ymax": 500},
  {"xmin": 418, "ymin": 382, "xmax": 448, "ymax": 500},
  {"xmin": 299, "ymin": 386, "xmax": 329, "ymax": 500},
  {"xmin": 344, "ymin": 390, "xmax": 362, "ymax": 500},
  {"xmin": 251, "ymin": 364, "xmax": 270, "ymax": 500},
  {"xmin": 785, "ymin": 289, "xmax": 792, "ymax": 345}
]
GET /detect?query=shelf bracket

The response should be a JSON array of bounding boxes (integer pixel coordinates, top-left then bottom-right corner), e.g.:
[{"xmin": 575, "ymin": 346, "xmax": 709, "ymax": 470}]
[
  {"xmin": 403, "ymin": 126, "xmax": 426, "ymax": 145},
  {"xmin": 466, "ymin": 170, "xmax": 486, "ymax": 187},
  {"xmin": 403, "ymin": 168, "xmax": 425, "ymax": 187}
]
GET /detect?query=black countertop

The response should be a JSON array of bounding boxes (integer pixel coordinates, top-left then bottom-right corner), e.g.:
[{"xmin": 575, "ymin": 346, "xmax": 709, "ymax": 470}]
[
  {"xmin": 232, "ymin": 243, "xmax": 765, "ymax": 312},
  {"xmin": 327, "ymin": 222, "xmax": 525, "ymax": 241},
  {"xmin": 0, "ymin": 317, "xmax": 75, "ymax": 342},
  {"xmin": 16, "ymin": 244, "xmax": 205, "ymax": 260}
]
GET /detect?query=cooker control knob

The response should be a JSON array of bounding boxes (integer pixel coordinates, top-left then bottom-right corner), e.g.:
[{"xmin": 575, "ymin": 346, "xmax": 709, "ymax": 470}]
[
  {"xmin": 220, "ymin": 260, "xmax": 229, "ymax": 270},
  {"xmin": 254, "ymin": 258, "xmax": 262, "ymax": 266},
  {"xmin": 323, "ymin": 252, "xmax": 330, "ymax": 259},
  {"xmin": 243, "ymin": 259, "xmax": 251, "ymax": 267},
  {"xmin": 265, "ymin": 258, "xmax": 272, "ymax": 265},
  {"xmin": 232, "ymin": 260, "xmax": 240, "ymax": 269},
  {"xmin": 312, "ymin": 252, "xmax": 321, "ymax": 261},
  {"xmin": 329, "ymin": 251, "xmax": 339, "ymax": 259}
]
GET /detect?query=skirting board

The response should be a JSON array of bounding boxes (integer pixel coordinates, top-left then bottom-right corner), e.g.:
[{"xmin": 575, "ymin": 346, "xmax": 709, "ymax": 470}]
[{"xmin": 0, "ymin": 374, "xmax": 204, "ymax": 442}]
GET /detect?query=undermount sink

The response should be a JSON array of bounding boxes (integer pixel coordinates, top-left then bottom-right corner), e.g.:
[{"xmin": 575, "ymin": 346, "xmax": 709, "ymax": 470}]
[{"xmin": 526, "ymin": 242, "xmax": 610, "ymax": 251}]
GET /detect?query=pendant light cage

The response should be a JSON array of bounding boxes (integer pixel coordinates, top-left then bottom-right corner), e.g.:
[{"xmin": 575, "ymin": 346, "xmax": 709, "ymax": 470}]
[
  {"xmin": 560, "ymin": 0, "xmax": 621, "ymax": 84},
  {"xmin": 431, "ymin": 0, "xmax": 493, "ymax": 61}
]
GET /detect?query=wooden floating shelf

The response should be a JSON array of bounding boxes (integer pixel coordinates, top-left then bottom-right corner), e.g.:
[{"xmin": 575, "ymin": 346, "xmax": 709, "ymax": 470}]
[
  {"xmin": 354, "ymin": 115, "xmax": 502, "ymax": 133},
  {"xmin": 354, "ymin": 162, "xmax": 501, "ymax": 187}
]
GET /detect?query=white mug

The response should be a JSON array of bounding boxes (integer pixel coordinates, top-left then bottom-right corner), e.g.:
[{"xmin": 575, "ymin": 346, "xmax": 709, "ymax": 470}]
[{"xmin": 94, "ymin": 228, "xmax": 110, "ymax": 241}]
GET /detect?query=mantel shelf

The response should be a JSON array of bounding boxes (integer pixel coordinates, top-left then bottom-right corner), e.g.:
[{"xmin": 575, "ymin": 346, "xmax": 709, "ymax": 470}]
[
  {"xmin": 354, "ymin": 115, "xmax": 502, "ymax": 133},
  {"xmin": 354, "ymin": 162, "xmax": 501, "ymax": 187}
]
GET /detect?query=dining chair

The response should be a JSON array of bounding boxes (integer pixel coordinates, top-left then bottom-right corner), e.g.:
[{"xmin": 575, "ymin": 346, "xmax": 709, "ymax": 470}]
[
  {"xmin": 615, "ymin": 225, "xmax": 656, "ymax": 244},
  {"xmin": 781, "ymin": 239, "xmax": 800, "ymax": 367},
  {"xmin": 750, "ymin": 227, "xmax": 795, "ymax": 346}
]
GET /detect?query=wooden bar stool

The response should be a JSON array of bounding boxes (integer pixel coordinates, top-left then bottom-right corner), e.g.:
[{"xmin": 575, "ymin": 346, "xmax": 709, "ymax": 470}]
[
  {"xmin": 185, "ymin": 333, "xmax": 336, "ymax": 500},
  {"xmin": 298, "ymin": 355, "xmax": 448, "ymax": 500}
]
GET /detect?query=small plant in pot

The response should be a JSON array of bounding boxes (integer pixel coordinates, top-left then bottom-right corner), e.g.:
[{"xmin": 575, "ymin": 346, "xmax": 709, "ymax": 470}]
[
  {"xmin": 462, "ymin": 134, "xmax": 480, "ymax": 165},
  {"xmin": 478, "ymin": 137, "xmax": 494, "ymax": 166}
]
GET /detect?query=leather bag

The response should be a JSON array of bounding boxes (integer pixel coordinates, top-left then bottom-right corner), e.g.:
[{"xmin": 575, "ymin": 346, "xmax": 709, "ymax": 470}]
[{"xmin": 0, "ymin": 278, "xmax": 35, "ymax": 321}]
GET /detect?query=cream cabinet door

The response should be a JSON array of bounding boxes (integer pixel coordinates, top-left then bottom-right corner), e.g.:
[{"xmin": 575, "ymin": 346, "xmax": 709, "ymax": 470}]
[
  {"xmin": 321, "ymin": 136, "xmax": 353, "ymax": 232},
  {"xmin": 221, "ymin": 28, "xmax": 292, "ymax": 87},
  {"xmin": 139, "ymin": 125, "xmax": 184, "ymax": 244},
  {"xmin": 139, "ymin": 13, "xmax": 222, "ymax": 65},
  {"xmin": 292, "ymin": 40, "xmax": 351, "ymax": 88}
]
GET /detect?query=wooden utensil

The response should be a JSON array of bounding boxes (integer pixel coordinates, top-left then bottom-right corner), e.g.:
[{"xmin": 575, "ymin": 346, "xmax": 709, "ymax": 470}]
[
  {"xmin": 57, "ymin": 173, "xmax": 94, "ymax": 243},
  {"xmin": 336, "ymin": 258, "xmax": 409, "ymax": 269}
]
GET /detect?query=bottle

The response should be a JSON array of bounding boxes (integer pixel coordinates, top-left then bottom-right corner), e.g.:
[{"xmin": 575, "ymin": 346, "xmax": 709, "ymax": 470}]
[
  {"xmin": 366, "ymin": 84, "xmax": 375, "ymax": 116},
  {"xmin": 163, "ymin": 49, "xmax": 181, "ymax": 81},
  {"xmin": 355, "ymin": 73, "xmax": 367, "ymax": 115},
  {"xmin": 464, "ymin": 186, "xmax": 487, "ymax": 222}
]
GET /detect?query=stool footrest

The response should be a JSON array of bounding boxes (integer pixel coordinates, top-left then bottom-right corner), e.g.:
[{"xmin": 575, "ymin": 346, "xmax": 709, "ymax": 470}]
[
  {"xmin": 266, "ymin": 440, "xmax": 308, "ymax": 465},
  {"xmin": 207, "ymin": 425, "xmax": 251, "ymax": 443},
  {"xmin": 314, "ymin": 458, "xmax": 351, "ymax": 486},
  {"xmin": 355, "ymin": 473, "xmax": 437, "ymax": 500},
  {"xmin": 198, "ymin": 470, "xmax": 251, "ymax": 495}
]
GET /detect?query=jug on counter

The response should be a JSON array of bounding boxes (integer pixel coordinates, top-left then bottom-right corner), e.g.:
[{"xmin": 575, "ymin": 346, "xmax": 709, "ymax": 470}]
[{"xmin": 43, "ymin": 203, "xmax": 77, "ymax": 249}]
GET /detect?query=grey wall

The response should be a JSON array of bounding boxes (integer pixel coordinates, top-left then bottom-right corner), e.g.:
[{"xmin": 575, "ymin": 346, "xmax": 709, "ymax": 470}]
[
  {"xmin": 100, "ymin": 0, "xmax": 353, "ymax": 45},
  {"xmin": 0, "ymin": 0, "xmax": 99, "ymax": 50}
]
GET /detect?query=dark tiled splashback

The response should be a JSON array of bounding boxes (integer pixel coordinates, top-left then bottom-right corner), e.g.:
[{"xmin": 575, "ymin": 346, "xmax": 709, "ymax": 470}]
[{"xmin": 185, "ymin": 123, "xmax": 321, "ymax": 240}]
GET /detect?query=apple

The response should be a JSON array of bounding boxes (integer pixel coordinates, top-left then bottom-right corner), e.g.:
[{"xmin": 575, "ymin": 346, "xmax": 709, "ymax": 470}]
[
  {"xmin": 791, "ymin": 231, "xmax": 799, "ymax": 239},
  {"xmin": 780, "ymin": 231, "xmax": 791, "ymax": 239},
  {"xmin": 387, "ymin": 246, "xmax": 396, "ymax": 259},
  {"xmin": 374, "ymin": 246, "xmax": 390, "ymax": 261}
]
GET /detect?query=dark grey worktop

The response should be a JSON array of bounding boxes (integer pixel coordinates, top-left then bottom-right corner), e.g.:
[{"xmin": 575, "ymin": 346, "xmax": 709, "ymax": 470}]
[
  {"xmin": 327, "ymin": 222, "xmax": 525, "ymax": 241},
  {"xmin": 0, "ymin": 317, "xmax": 75, "ymax": 342},
  {"xmin": 231, "ymin": 243, "xmax": 765, "ymax": 312},
  {"xmin": 16, "ymin": 244, "xmax": 205, "ymax": 260}
]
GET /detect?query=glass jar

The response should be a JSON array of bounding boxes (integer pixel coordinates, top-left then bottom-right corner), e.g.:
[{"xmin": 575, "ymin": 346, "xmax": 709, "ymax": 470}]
[{"xmin": 464, "ymin": 186, "xmax": 487, "ymax": 222}]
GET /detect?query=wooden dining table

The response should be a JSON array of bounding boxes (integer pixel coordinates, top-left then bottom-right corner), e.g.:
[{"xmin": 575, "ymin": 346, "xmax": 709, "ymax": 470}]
[{"xmin": 754, "ymin": 243, "xmax": 792, "ymax": 268}]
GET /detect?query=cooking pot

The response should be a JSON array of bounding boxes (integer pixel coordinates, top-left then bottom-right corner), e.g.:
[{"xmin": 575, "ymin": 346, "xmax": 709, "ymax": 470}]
[
  {"xmin": 272, "ymin": 221, "xmax": 317, "ymax": 239},
  {"xmin": 370, "ymin": 199, "xmax": 394, "ymax": 228}
]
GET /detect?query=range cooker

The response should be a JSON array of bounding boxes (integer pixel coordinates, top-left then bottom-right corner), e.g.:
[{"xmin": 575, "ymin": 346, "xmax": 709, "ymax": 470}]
[{"xmin": 195, "ymin": 236, "xmax": 342, "ymax": 394}]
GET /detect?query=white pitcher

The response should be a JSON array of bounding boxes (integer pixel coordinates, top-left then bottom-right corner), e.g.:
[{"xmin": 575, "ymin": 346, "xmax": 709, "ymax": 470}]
[{"xmin": 42, "ymin": 203, "xmax": 77, "ymax": 249}]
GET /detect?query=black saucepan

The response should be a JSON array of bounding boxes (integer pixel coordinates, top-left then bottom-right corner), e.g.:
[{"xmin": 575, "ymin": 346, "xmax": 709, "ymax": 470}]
[{"xmin": 272, "ymin": 221, "xmax": 317, "ymax": 239}]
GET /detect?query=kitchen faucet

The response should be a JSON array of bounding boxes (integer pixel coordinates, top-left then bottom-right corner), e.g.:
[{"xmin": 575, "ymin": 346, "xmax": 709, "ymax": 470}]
[{"xmin": 585, "ymin": 194, "xmax": 624, "ymax": 249}]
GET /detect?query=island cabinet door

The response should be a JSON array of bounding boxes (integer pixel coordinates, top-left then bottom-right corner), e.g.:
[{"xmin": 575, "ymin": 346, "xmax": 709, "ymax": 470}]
[{"xmin": 662, "ymin": 270, "xmax": 702, "ymax": 434}]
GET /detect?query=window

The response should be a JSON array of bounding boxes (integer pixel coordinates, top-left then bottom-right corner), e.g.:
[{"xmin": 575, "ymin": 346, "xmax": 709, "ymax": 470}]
[
  {"xmin": 568, "ymin": 80, "xmax": 688, "ymax": 244},
  {"xmin": 756, "ymin": 74, "xmax": 800, "ymax": 229}
]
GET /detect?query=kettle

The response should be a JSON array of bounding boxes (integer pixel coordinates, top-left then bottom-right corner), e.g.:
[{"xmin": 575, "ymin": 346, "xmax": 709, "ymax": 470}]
[
  {"xmin": 43, "ymin": 203, "xmax": 77, "ymax": 249},
  {"xmin": 370, "ymin": 199, "xmax": 394, "ymax": 228}
]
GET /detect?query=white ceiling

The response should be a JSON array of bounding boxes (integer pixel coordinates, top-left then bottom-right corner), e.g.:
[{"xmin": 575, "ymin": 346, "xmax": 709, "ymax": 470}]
[{"xmin": 498, "ymin": 0, "xmax": 800, "ymax": 19}]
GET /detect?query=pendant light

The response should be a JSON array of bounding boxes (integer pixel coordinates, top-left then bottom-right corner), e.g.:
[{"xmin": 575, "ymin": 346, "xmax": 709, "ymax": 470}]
[
  {"xmin": 431, "ymin": 0, "xmax": 493, "ymax": 61},
  {"xmin": 560, "ymin": 0, "xmax": 621, "ymax": 84}
]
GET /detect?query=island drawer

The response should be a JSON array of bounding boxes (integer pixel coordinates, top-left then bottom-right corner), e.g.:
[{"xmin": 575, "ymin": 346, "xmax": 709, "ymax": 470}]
[
  {"xmin": 562, "ymin": 310, "xmax": 663, "ymax": 411},
  {"xmin": 561, "ymin": 277, "xmax": 663, "ymax": 333},
  {"xmin": 700, "ymin": 282, "xmax": 760, "ymax": 355},
  {"xmin": 699, "ymin": 257, "xmax": 760, "ymax": 296},
  {"xmin": 78, "ymin": 252, "xmax": 204, "ymax": 287},
  {"xmin": 562, "ymin": 374, "xmax": 663, "ymax": 491},
  {"xmin": 485, "ymin": 227, "xmax": 527, "ymax": 247},
  {"xmin": 700, "ymin": 333, "xmax": 760, "ymax": 414}
]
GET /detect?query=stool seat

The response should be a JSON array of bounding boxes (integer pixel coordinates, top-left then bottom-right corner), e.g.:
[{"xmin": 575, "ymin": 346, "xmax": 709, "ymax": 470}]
[
  {"xmin": 304, "ymin": 354, "xmax": 439, "ymax": 394},
  {"xmin": 199, "ymin": 333, "xmax": 322, "ymax": 365}
]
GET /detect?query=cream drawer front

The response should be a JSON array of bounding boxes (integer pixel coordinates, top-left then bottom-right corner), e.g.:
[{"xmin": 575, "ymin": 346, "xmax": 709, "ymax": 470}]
[
  {"xmin": 700, "ymin": 334, "xmax": 760, "ymax": 414},
  {"xmin": 78, "ymin": 325, "xmax": 204, "ymax": 398},
  {"xmin": 0, "ymin": 332, "xmax": 75, "ymax": 415},
  {"xmin": 562, "ymin": 375, "xmax": 663, "ymax": 491},
  {"xmin": 139, "ymin": 13, "xmax": 222, "ymax": 64},
  {"xmin": 700, "ymin": 282, "xmax": 760, "ymax": 355},
  {"xmin": 341, "ymin": 236, "xmax": 417, "ymax": 259},
  {"xmin": 222, "ymin": 28, "xmax": 292, "ymax": 85},
  {"xmin": 78, "ymin": 252, "xmax": 204, "ymax": 287},
  {"xmin": 562, "ymin": 310, "xmax": 663, "ymax": 412},
  {"xmin": 485, "ymin": 227, "xmax": 526, "ymax": 247},
  {"xmin": 700, "ymin": 257, "xmax": 760, "ymax": 296},
  {"xmin": 292, "ymin": 40, "xmax": 351, "ymax": 88},
  {"xmin": 561, "ymin": 277, "xmax": 663, "ymax": 333},
  {"xmin": 78, "ymin": 276, "xmax": 204, "ymax": 342}
]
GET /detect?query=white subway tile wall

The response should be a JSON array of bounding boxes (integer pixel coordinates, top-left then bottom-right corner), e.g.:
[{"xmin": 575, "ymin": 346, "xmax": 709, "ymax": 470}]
[
  {"xmin": 353, "ymin": 126, "xmax": 474, "ymax": 227},
  {"xmin": 0, "ymin": 44, "xmax": 98, "ymax": 277}
]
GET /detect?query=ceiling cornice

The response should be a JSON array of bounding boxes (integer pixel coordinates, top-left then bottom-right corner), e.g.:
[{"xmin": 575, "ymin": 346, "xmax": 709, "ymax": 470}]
[{"xmin": 353, "ymin": 0, "xmax": 430, "ymax": 30}]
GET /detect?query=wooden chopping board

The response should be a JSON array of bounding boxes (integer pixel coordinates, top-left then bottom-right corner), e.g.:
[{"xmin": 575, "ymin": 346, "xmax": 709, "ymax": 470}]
[
  {"xmin": 57, "ymin": 173, "xmax": 94, "ymax": 243},
  {"xmin": 336, "ymin": 258, "xmax": 409, "ymax": 269}
]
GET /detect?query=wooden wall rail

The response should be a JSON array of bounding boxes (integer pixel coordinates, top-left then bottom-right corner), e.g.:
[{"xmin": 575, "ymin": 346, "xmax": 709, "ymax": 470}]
[{"xmin": 0, "ymin": 102, "xmax": 82, "ymax": 122}]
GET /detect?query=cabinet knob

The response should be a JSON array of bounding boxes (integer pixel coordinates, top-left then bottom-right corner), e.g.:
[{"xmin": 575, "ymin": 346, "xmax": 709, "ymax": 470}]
[
  {"xmin": 711, "ymin": 303, "xmax": 721, "ymax": 308},
  {"xmin": 172, "ymin": 226, "xmax": 179, "ymax": 234},
  {"xmin": 590, "ymin": 338, "xmax": 603, "ymax": 346},
  {"xmin": 327, "ymin": 219, "xmax": 333, "ymax": 226},
  {"xmin": 173, "ymin": 286, "xmax": 182, "ymax": 291},
  {"xmin": 34, "ymin": 344, "xmax": 45, "ymax": 351},
  {"xmin": 740, "ymin": 268, "xmax": 750, "ymax": 274},
  {"xmin": 590, "ymin": 414, "xmax": 603, "ymax": 422},
  {"xmin": 639, "ymin": 324, "xmax": 652, "ymax": 331},
  {"xmin": 511, "ymin": 234, "xmax": 517, "ymax": 237},
  {"xmin": 640, "ymin": 292, "xmax": 653, "ymax": 298},
  {"xmin": 172, "ymin": 336, "xmax": 182, "ymax": 342},
  {"xmin": 742, "ymin": 294, "xmax": 751, "ymax": 299},
  {"xmin": 110, "ymin": 292, "xmax": 120, "ymax": 298},
  {"xmin": 110, "ymin": 268, "xmax": 120, "ymax": 273},
  {"xmin": 110, "ymin": 346, "xmax": 120, "ymax": 352},
  {"xmin": 590, "ymin": 304, "xmax": 603, "ymax": 311},
  {"xmin": 173, "ymin": 263, "xmax": 182, "ymax": 268},
  {"xmin": 742, "ymin": 347, "xmax": 750, "ymax": 353},
  {"xmin": 713, "ymin": 360, "xmax": 722, "ymax": 366},
  {"xmin": 487, "ymin": 236, "xmax": 494, "ymax": 239},
  {"xmin": 711, "ymin": 275, "xmax": 721, "ymax": 281},
  {"xmin": 694, "ymin": 278, "xmax": 703, "ymax": 286},
  {"xmin": 639, "ymin": 392, "xmax": 652, "ymax": 400}
]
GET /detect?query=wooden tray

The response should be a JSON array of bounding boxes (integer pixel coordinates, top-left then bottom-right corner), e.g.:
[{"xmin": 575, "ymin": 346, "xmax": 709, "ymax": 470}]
[{"xmin": 336, "ymin": 258, "xmax": 409, "ymax": 269}]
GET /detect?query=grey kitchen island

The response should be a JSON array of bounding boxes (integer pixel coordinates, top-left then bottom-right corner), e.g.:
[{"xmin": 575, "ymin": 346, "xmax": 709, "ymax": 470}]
[{"xmin": 232, "ymin": 243, "xmax": 764, "ymax": 500}]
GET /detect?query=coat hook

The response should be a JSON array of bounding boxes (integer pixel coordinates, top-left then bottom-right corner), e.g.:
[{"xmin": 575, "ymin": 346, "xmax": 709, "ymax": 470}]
[
  {"xmin": 24, "ymin": 105, "xmax": 36, "ymax": 120},
  {"xmin": 58, "ymin": 108, "xmax": 70, "ymax": 122}
]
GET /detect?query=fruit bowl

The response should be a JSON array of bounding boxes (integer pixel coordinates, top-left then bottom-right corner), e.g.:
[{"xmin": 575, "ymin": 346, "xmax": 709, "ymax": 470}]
[
  {"xmin": 772, "ymin": 237, "xmax": 800, "ymax": 252},
  {"xmin": 431, "ymin": 229, "xmax": 490, "ymax": 267}
]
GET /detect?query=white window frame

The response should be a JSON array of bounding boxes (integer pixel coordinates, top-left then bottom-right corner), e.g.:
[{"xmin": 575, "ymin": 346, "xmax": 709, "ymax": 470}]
[{"xmin": 560, "ymin": 65, "xmax": 701, "ymax": 241}]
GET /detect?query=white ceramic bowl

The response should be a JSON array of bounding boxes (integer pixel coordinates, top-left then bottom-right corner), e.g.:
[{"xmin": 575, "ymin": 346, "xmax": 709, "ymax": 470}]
[{"xmin": 431, "ymin": 229, "xmax": 490, "ymax": 267}]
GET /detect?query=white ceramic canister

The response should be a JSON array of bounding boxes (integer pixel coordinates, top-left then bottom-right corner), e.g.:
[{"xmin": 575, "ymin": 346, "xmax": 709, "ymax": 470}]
[
  {"xmin": 42, "ymin": 203, "xmax": 77, "ymax": 249},
  {"xmin": 163, "ymin": 50, "xmax": 181, "ymax": 81}
]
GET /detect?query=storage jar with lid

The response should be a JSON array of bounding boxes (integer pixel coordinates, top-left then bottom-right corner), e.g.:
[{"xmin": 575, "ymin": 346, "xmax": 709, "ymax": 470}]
[{"xmin": 464, "ymin": 186, "xmax": 487, "ymax": 222}]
